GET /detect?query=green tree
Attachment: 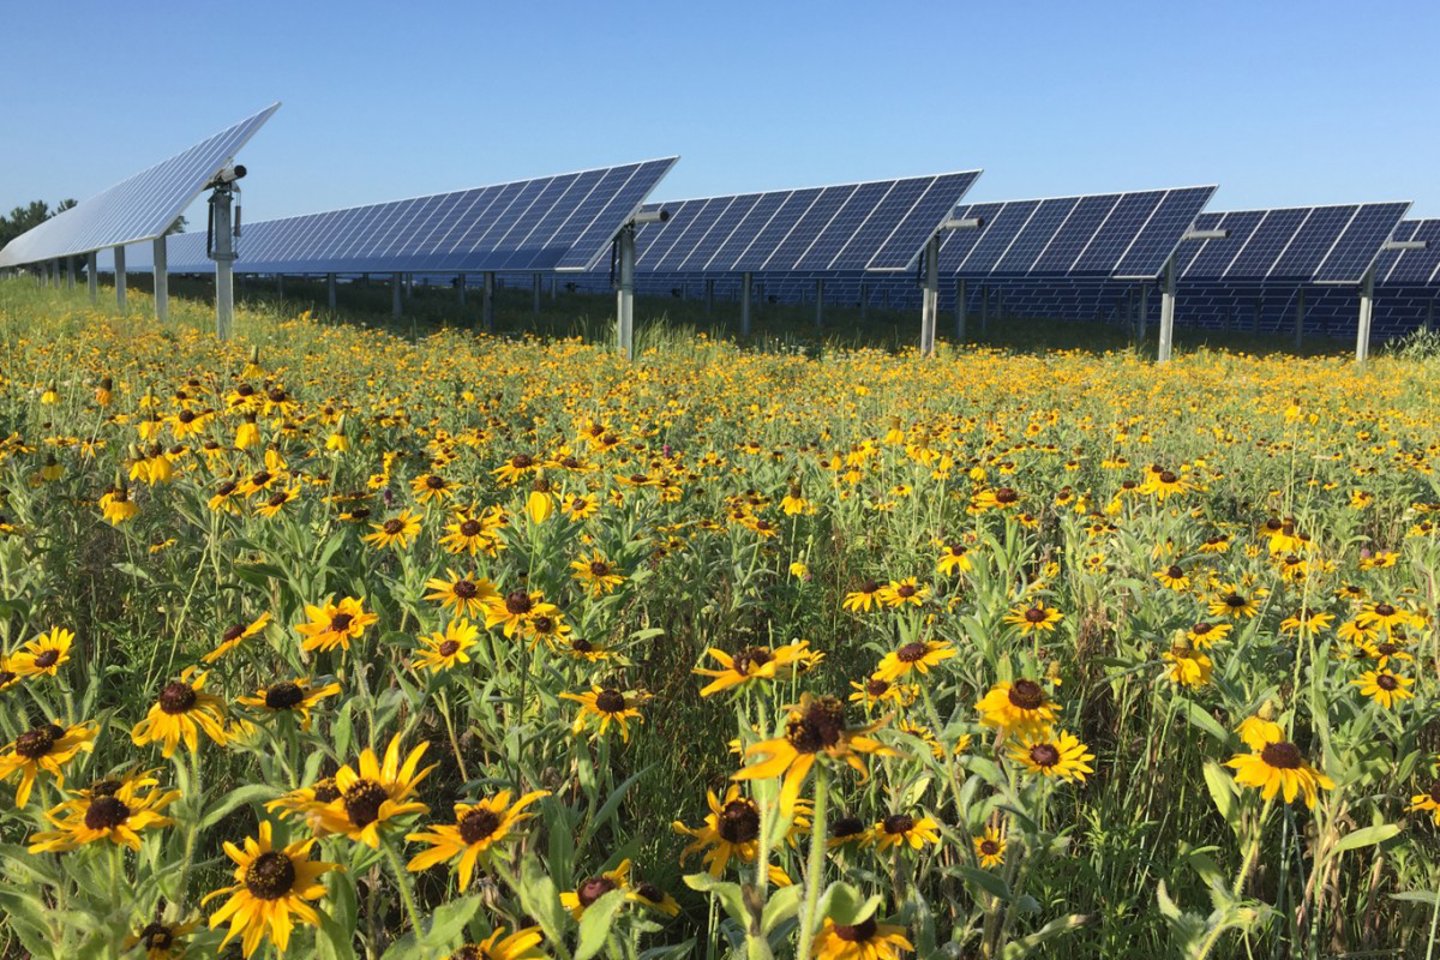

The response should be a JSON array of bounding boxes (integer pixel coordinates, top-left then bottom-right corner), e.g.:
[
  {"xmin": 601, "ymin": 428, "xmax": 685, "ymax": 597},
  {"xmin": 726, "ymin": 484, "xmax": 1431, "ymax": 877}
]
[{"xmin": 0, "ymin": 198, "xmax": 77, "ymax": 250}]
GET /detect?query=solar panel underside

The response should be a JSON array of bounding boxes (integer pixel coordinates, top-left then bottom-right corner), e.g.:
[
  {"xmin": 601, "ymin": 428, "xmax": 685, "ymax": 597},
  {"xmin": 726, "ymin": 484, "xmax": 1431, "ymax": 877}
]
[
  {"xmin": 133, "ymin": 158, "xmax": 677, "ymax": 275},
  {"xmin": 625, "ymin": 171, "xmax": 982, "ymax": 274},
  {"xmin": 0, "ymin": 103, "xmax": 280, "ymax": 268},
  {"xmin": 937, "ymin": 186, "xmax": 1216, "ymax": 280},
  {"xmin": 1174, "ymin": 203, "xmax": 1410, "ymax": 283}
]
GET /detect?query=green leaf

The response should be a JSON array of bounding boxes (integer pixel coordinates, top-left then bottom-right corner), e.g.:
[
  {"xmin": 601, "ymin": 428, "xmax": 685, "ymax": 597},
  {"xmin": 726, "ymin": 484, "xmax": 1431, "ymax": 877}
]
[
  {"xmin": 954, "ymin": 865, "xmax": 1011, "ymax": 902},
  {"xmin": 420, "ymin": 895, "xmax": 483, "ymax": 948},
  {"xmin": 197, "ymin": 784, "xmax": 278, "ymax": 830},
  {"xmin": 816, "ymin": 880, "xmax": 884, "ymax": 924},
  {"xmin": 761, "ymin": 883, "xmax": 803, "ymax": 934},
  {"xmin": 1156, "ymin": 879, "xmax": 1182, "ymax": 920},
  {"xmin": 1201, "ymin": 762, "xmax": 1240, "ymax": 834},
  {"xmin": 516, "ymin": 855, "xmax": 572, "ymax": 954},
  {"xmin": 999, "ymin": 914, "xmax": 1088, "ymax": 959},
  {"xmin": 1334, "ymin": 823, "xmax": 1401, "ymax": 854},
  {"xmin": 1389, "ymin": 890, "xmax": 1440, "ymax": 905},
  {"xmin": 574, "ymin": 888, "xmax": 627, "ymax": 960},
  {"xmin": 1176, "ymin": 700, "xmax": 1228, "ymax": 744},
  {"xmin": 682, "ymin": 872, "xmax": 747, "ymax": 926}
]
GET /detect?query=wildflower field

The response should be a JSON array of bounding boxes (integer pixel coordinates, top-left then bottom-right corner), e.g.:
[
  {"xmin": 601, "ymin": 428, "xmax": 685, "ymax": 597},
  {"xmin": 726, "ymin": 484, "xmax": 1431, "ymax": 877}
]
[{"xmin": 0, "ymin": 279, "xmax": 1438, "ymax": 960}]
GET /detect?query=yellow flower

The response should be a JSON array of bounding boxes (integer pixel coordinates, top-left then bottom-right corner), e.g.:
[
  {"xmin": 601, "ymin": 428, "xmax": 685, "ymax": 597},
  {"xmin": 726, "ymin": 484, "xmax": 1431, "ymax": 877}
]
[
  {"xmin": 413, "ymin": 618, "xmax": 481, "ymax": 672},
  {"xmin": 131, "ymin": 668, "xmax": 229, "ymax": 757},
  {"xmin": 202, "ymin": 612, "xmax": 273, "ymax": 664},
  {"xmin": 842, "ymin": 580, "xmax": 884, "ymax": 612},
  {"xmin": 99, "ymin": 487, "xmax": 139, "ymax": 524},
  {"xmin": 295, "ymin": 596, "xmax": 379, "ymax": 653},
  {"xmin": 202, "ymin": 820, "xmax": 339, "ymax": 957},
  {"xmin": 1236, "ymin": 714, "xmax": 1283, "ymax": 752},
  {"xmin": 877, "ymin": 577, "xmax": 930, "ymax": 608},
  {"xmin": 694, "ymin": 641, "xmax": 810, "ymax": 697},
  {"xmin": 559, "ymin": 859, "xmax": 633, "ymax": 919},
  {"xmin": 485, "ymin": 589, "xmax": 560, "ymax": 640},
  {"xmin": 447, "ymin": 926, "xmax": 548, "ymax": 960},
  {"xmin": 28, "ymin": 776, "xmax": 179, "ymax": 852},
  {"xmin": 672, "ymin": 785, "xmax": 804, "ymax": 885},
  {"xmin": 235, "ymin": 677, "xmax": 342, "ymax": 729},
  {"xmin": 871, "ymin": 812, "xmax": 940, "ymax": 851},
  {"xmin": 1411, "ymin": 775, "xmax": 1440, "ymax": 825},
  {"xmin": 362, "ymin": 509, "xmax": 422, "ymax": 550},
  {"xmin": 732, "ymin": 695, "xmax": 892, "ymax": 812},
  {"xmin": 406, "ymin": 789, "xmax": 550, "ymax": 891},
  {"xmin": 973, "ymin": 825, "xmax": 1006, "ymax": 868},
  {"xmin": 122, "ymin": 918, "xmax": 197, "ymax": 958},
  {"xmin": 811, "ymin": 916, "xmax": 913, "ymax": 959},
  {"xmin": 411, "ymin": 472, "xmax": 458, "ymax": 503},
  {"xmin": 424, "ymin": 570, "xmax": 500, "ymax": 618},
  {"xmin": 1008, "ymin": 730, "xmax": 1094, "ymax": 782},
  {"xmin": 975, "ymin": 679, "xmax": 1059, "ymax": 738},
  {"xmin": 313, "ymin": 734, "xmax": 435, "ymax": 847},
  {"xmin": 570, "ymin": 550, "xmax": 625, "ymax": 596},
  {"xmin": 1004, "ymin": 602, "xmax": 1063, "ymax": 633},
  {"xmin": 0, "ymin": 720, "xmax": 96, "ymax": 808},
  {"xmin": 936, "ymin": 541, "xmax": 973, "ymax": 575},
  {"xmin": 1163, "ymin": 645, "xmax": 1213, "ymax": 688},
  {"xmin": 872, "ymin": 639, "xmax": 955, "ymax": 683},
  {"xmin": 561, "ymin": 686, "xmax": 651, "ymax": 742},
  {"xmin": 9, "ymin": 626, "xmax": 74, "ymax": 677},
  {"xmin": 1352, "ymin": 669, "xmax": 1414, "ymax": 709},
  {"xmin": 1226, "ymin": 741, "xmax": 1333, "ymax": 808}
]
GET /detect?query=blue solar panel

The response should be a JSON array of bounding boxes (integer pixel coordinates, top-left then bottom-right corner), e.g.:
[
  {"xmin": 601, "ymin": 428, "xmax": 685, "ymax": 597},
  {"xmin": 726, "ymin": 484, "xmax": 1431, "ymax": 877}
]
[
  {"xmin": 936, "ymin": 202, "xmax": 1004, "ymax": 273},
  {"xmin": 627, "ymin": 171, "xmax": 981, "ymax": 275},
  {"xmin": 1314, "ymin": 202, "xmax": 1410, "ymax": 283},
  {"xmin": 1070, "ymin": 192, "xmax": 1164, "ymax": 275},
  {"xmin": 1113, "ymin": 187, "xmax": 1217, "ymax": 277},
  {"xmin": 1377, "ymin": 220, "xmax": 1440, "ymax": 285},
  {"xmin": 992, "ymin": 198, "xmax": 1077, "ymax": 274},
  {"xmin": 1268, "ymin": 206, "xmax": 1354, "ymax": 279},
  {"xmin": 958, "ymin": 201, "xmax": 1039, "ymax": 273},
  {"xmin": 1224, "ymin": 208, "xmax": 1310, "ymax": 278},
  {"xmin": 1030, "ymin": 196, "xmax": 1120, "ymax": 274},
  {"xmin": 0, "ymin": 103, "xmax": 279, "ymax": 268}
]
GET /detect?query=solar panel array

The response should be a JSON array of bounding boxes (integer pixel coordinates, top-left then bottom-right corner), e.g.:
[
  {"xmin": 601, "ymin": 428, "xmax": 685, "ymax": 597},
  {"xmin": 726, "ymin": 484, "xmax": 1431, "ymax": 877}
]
[
  {"xmin": 1373, "ymin": 219, "xmax": 1440, "ymax": 285},
  {"xmin": 0, "ymin": 103, "xmax": 279, "ymax": 269},
  {"xmin": 625, "ymin": 171, "xmax": 982, "ymax": 274},
  {"xmin": 116, "ymin": 158, "xmax": 678, "ymax": 276},
  {"xmin": 1173, "ymin": 203, "xmax": 1410, "ymax": 283},
  {"xmin": 937, "ymin": 186, "xmax": 1216, "ymax": 280}
]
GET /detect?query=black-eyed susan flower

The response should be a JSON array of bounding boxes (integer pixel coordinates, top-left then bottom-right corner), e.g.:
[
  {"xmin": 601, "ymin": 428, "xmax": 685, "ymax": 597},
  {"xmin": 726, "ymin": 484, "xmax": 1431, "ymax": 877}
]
[
  {"xmin": 1209, "ymin": 587, "xmax": 1259, "ymax": 620},
  {"xmin": 122, "ymin": 919, "xmax": 198, "ymax": 959},
  {"xmin": 1185, "ymin": 621, "xmax": 1231, "ymax": 648},
  {"xmin": 202, "ymin": 612, "xmax": 273, "ymax": 664},
  {"xmin": 1357, "ymin": 600, "xmax": 1423, "ymax": 633},
  {"xmin": 1411, "ymin": 776, "xmax": 1440, "ymax": 825},
  {"xmin": 971, "ymin": 486, "xmax": 1021, "ymax": 512},
  {"xmin": 975, "ymin": 679, "xmax": 1059, "ymax": 737},
  {"xmin": 842, "ymin": 580, "xmax": 884, "ymax": 613},
  {"xmin": 362, "ymin": 509, "xmax": 422, "ymax": 551},
  {"xmin": 559, "ymin": 859, "xmax": 633, "ymax": 918},
  {"xmin": 0, "ymin": 720, "xmax": 96, "ymax": 807},
  {"xmin": 732, "ymin": 694, "xmax": 891, "ymax": 811},
  {"xmin": 131, "ymin": 669, "xmax": 229, "ymax": 757},
  {"xmin": 694, "ymin": 641, "xmax": 810, "ymax": 697},
  {"xmin": 877, "ymin": 577, "xmax": 930, "ymax": 608},
  {"xmin": 570, "ymin": 551, "xmax": 625, "ymax": 597},
  {"xmin": 1163, "ymin": 643, "xmax": 1213, "ymax": 688},
  {"xmin": 1226, "ymin": 741, "xmax": 1333, "ymax": 808},
  {"xmin": 1004, "ymin": 602, "xmax": 1063, "ymax": 634},
  {"xmin": 202, "ymin": 820, "xmax": 338, "ymax": 957},
  {"xmin": 9, "ymin": 626, "xmax": 73, "ymax": 677},
  {"xmin": 235, "ymin": 677, "xmax": 341, "ymax": 729},
  {"xmin": 628, "ymin": 876, "xmax": 681, "ymax": 917},
  {"xmin": 1008, "ymin": 730, "xmax": 1094, "ymax": 782},
  {"xmin": 560, "ymin": 686, "xmax": 650, "ymax": 742},
  {"xmin": 1279, "ymin": 608, "xmax": 1335, "ymax": 638},
  {"xmin": 1153, "ymin": 565, "xmax": 1190, "ymax": 591},
  {"xmin": 1352, "ymin": 669, "xmax": 1414, "ymax": 709},
  {"xmin": 672, "ymin": 785, "xmax": 801, "ymax": 885},
  {"xmin": 871, "ymin": 811, "xmax": 940, "ymax": 851},
  {"xmin": 424, "ymin": 571, "xmax": 499, "ymax": 618},
  {"xmin": 406, "ymin": 789, "xmax": 550, "ymax": 891},
  {"xmin": 973, "ymin": 825, "xmax": 1006, "ymax": 868},
  {"xmin": 872, "ymin": 639, "xmax": 955, "ymax": 683},
  {"xmin": 812, "ymin": 915, "xmax": 913, "ymax": 959},
  {"xmin": 1235, "ymin": 711, "xmax": 1283, "ymax": 751},
  {"xmin": 936, "ymin": 541, "xmax": 973, "ymax": 575},
  {"xmin": 485, "ymin": 589, "xmax": 560, "ymax": 639},
  {"xmin": 411, "ymin": 472, "xmax": 457, "ymax": 504},
  {"xmin": 439, "ymin": 511, "xmax": 499, "ymax": 555},
  {"xmin": 314, "ymin": 734, "xmax": 433, "ymax": 848},
  {"xmin": 27, "ymin": 775, "xmax": 179, "ymax": 852},
  {"xmin": 848, "ymin": 677, "xmax": 918, "ymax": 710},
  {"xmin": 561, "ymin": 492, "xmax": 600, "ymax": 521},
  {"xmin": 827, "ymin": 814, "xmax": 870, "ymax": 849},
  {"xmin": 412, "ymin": 618, "xmax": 480, "ymax": 673},
  {"xmin": 296, "ymin": 596, "xmax": 379, "ymax": 653},
  {"xmin": 265, "ymin": 777, "xmax": 341, "ymax": 835},
  {"xmin": 446, "ymin": 926, "xmax": 547, "ymax": 960}
]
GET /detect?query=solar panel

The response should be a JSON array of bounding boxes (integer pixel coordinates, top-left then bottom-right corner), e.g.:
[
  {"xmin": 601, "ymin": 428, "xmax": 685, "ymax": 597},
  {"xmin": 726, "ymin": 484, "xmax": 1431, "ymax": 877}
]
[
  {"xmin": 107, "ymin": 159, "xmax": 677, "ymax": 276},
  {"xmin": 938, "ymin": 186, "xmax": 1216, "ymax": 279},
  {"xmin": 624, "ymin": 171, "xmax": 981, "ymax": 275},
  {"xmin": 1176, "ymin": 203, "xmax": 1410, "ymax": 282},
  {"xmin": 1375, "ymin": 220, "xmax": 1440, "ymax": 285},
  {"xmin": 0, "ymin": 103, "xmax": 279, "ymax": 268}
]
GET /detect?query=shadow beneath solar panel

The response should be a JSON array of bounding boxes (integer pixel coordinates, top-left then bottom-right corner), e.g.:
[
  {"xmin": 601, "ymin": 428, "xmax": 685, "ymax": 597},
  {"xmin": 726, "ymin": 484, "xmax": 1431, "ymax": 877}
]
[{"xmin": 111, "ymin": 274, "xmax": 1364, "ymax": 361}]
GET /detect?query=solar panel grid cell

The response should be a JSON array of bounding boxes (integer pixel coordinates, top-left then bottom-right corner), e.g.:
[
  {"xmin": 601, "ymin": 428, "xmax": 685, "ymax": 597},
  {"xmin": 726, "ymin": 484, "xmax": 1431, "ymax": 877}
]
[
  {"xmin": 1314, "ymin": 203, "xmax": 1410, "ymax": 283},
  {"xmin": 991, "ymin": 198, "xmax": 1077, "ymax": 275}
]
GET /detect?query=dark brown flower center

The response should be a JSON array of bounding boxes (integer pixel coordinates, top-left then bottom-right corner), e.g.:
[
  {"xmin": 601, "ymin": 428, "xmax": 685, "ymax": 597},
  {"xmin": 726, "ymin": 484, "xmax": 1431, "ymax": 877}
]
[
  {"xmin": 718, "ymin": 799, "xmax": 761, "ymax": 844},
  {"xmin": 1429, "ymin": 781, "xmax": 1440, "ymax": 804},
  {"xmin": 33, "ymin": 649, "xmax": 59, "ymax": 668},
  {"xmin": 831, "ymin": 815, "xmax": 865, "ymax": 838},
  {"xmin": 1192, "ymin": 622, "xmax": 1212, "ymax": 635},
  {"xmin": 244, "ymin": 851, "xmax": 297, "ymax": 900},
  {"xmin": 995, "ymin": 487, "xmax": 1019, "ymax": 504},
  {"xmin": 313, "ymin": 778, "xmax": 340, "ymax": 804},
  {"xmin": 835, "ymin": 918, "xmax": 877, "ymax": 942},
  {"xmin": 866, "ymin": 678, "xmax": 890, "ymax": 697},
  {"xmin": 786, "ymin": 697, "xmax": 845, "ymax": 754},
  {"xmin": 89, "ymin": 778, "xmax": 121, "ymax": 796},
  {"xmin": 733, "ymin": 647, "xmax": 773, "ymax": 675},
  {"xmin": 1260, "ymin": 741, "xmax": 1302, "ymax": 770},
  {"xmin": 330, "ymin": 613, "xmax": 354, "ymax": 633},
  {"xmin": 14, "ymin": 723, "xmax": 63, "ymax": 759},
  {"xmin": 1375, "ymin": 643, "xmax": 1398, "ymax": 655},
  {"xmin": 453, "ymin": 579, "xmax": 479, "ymax": 599},
  {"xmin": 383, "ymin": 519, "xmax": 404, "ymax": 535},
  {"xmin": 265, "ymin": 682, "xmax": 306, "ymax": 710},
  {"xmin": 250, "ymin": 470, "xmax": 272, "ymax": 487},
  {"xmin": 1008, "ymin": 679, "xmax": 1045, "ymax": 710},
  {"xmin": 980, "ymin": 839, "xmax": 1000, "ymax": 855},
  {"xmin": 594, "ymin": 689, "xmax": 627, "ymax": 714},
  {"xmin": 1029, "ymin": 743, "xmax": 1061, "ymax": 768},
  {"xmin": 1374, "ymin": 603, "xmax": 1396, "ymax": 617},
  {"xmin": 140, "ymin": 923, "xmax": 174, "ymax": 949},
  {"xmin": 1224, "ymin": 594, "xmax": 1247, "ymax": 609},
  {"xmin": 883, "ymin": 814, "xmax": 914, "ymax": 835},
  {"xmin": 458, "ymin": 806, "xmax": 502, "ymax": 844},
  {"xmin": 896, "ymin": 584, "xmax": 916, "ymax": 598},
  {"xmin": 459, "ymin": 519, "xmax": 482, "ymax": 536},
  {"xmin": 425, "ymin": 475, "xmax": 445, "ymax": 489},
  {"xmin": 572, "ymin": 638, "xmax": 595, "ymax": 653},
  {"xmin": 438, "ymin": 640, "xmax": 461, "ymax": 657},
  {"xmin": 589, "ymin": 560, "xmax": 610, "ymax": 576},
  {"xmin": 896, "ymin": 642, "xmax": 927, "ymax": 662},
  {"xmin": 859, "ymin": 580, "xmax": 880, "ymax": 594},
  {"xmin": 1376, "ymin": 674, "xmax": 1399, "ymax": 691},
  {"xmin": 158, "ymin": 682, "xmax": 197, "ymax": 714},
  {"xmin": 1159, "ymin": 471, "xmax": 1178, "ymax": 484},
  {"xmin": 1166, "ymin": 565, "xmax": 1183, "ymax": 579},
  {"xmin": 222, "ymin": 623, "xmax": 247, "ymax": 643},
  {"xmin": 84, "ymin": 795, "xmax": 131, "ymax": 830},
  {"xmin": 504, "ymin": 591, "xmax": 533, "ymax": 615},
  {"xmin": 342, "ymin": 778, "xmax": 389, "ymax": 827},
  {"xmin": 577, "ymin": 875, "xmax": 616, "ymax": 907},
  {"xmin": 1024, "ymin": 606, "xmax": 1048, "ymax": 623},
  {"xmin": 532, "ymin": 615, "xmax": 555, "ymax": 634},
  {"xmin": 634, "ymin": 881, "xmax": 664, "ymax": 903}
]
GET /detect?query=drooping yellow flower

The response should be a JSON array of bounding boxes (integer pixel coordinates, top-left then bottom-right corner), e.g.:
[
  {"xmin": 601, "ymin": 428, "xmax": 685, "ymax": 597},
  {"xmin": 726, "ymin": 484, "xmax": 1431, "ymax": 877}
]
[
  {"xmin": 1163, "ymin": 644, "xmax": 1213, "ymax": 688},
  {"xmin": 1226, "ymin": 741, "xmax": 1333, "ymax": 808},
  {"xmin": 694, "ymin": 641, "xmax": 811, "ymax": 697},
  {"xmin": 1411, "ymin": 775, "xmax": 1440, "ymax": 825},
  {"xmin": 202, "ymin": 820, "xmax": 339, "ymax": 957},
  {"xmin": 1236, "ymin": 714, "xmax": 1283, "ymax": 751},
  {"xmin": 99, "ymin": 487, "xmax": 139, "ymax": 524},
  {"xmin": 406, "ymin": 789, "xmax": 550, "ymax": 890},
  {"xmin": 313, "ymin": 734, "xmax": 434, "ymax": 847},
  {"xmin": 9, "ymin": 626, "xmax": 74, "ymax": 678},
  {"xmin": 975, "ymin": 679, "xmax": 1059, "ymax": 738},
  {"xmin": 561, "ymin": 686, "xmax": 651, "ymax": 742},
  {"xmin": 202, "ymin": 612, "xmax": 273, "ymax": 663},
  {"xmin": 672, "ymin": 785, "xmax": 804, "ymax": 886},
  {"xmin": 811, "ymin": 915, "xmax": 913, "ymax": 959},
  {"xmin": 235, "ymin": 677, "xmax": 341, "ymax": 729},
  {"xmin": 295, "ymin": 596, "xmax": 379, "ymax": 653},
  {"xmin": 131, "ymin": 669, "xmax": 229, "ymax": 757},
  {"xmin": 0, "ymin": 720, "xmax": 96, "ymax": 808},
  {"xmin": 732, "ymin": 694, "xmax": 892, "ymax": 811}
]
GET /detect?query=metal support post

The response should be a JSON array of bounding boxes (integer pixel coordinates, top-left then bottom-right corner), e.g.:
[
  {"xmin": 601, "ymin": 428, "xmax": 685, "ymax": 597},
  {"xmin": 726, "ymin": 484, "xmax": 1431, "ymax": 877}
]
[
  {"xmin": 860, "ymin": 281, "xmax": 869, "ymax": 322},
  {"xmin": 392, "ymin": 274, "xmax": 402, "ymax": 319},
  {"xmin": 616, "ymin": 225, "xmax": 635, "ymax": 356},
  {"xmin": 327, "ymin": 273, "xmax": 337, "ymax": 310},
  {"xmin": 153, "ymin": 237, "xmax": 169, "ymax": 323},
  {"xmin": 980, "ymin": 284, "xmax": 989, "ymax": 336},
  {"xmin": 209, "ymin": 184, "xmax": 237, "ymax": 339},
  {"xmin": 457, "ymin": 274, "xmax": 466, "ymax": 307},
  {"xmin": 87, "ymin": 252, "xmax": 97, "ymax": 303},
  {"xmin": 533, "ymin": 274, "xmax": 542, "ymax": 314},
  {"xmin": 1355, "ymin": 269, "xmax": 1375, "ymax": 364},
  {"xmin": 114, "ymin": 246, "xmax": 127, "ymax": 313},
  {"xmin": 705, "ymin": 278, "xmax": 714, "ymax": 315},
  {"xmin": 1253, "ymin": 299, "xmax": 1263, "ymax": 334},
  {"xmin": 406, "ymin": 274, "xmax": 413, "ymax": 300},
  {"xmin": 1293, "ymin": 288, "xmax": 1305, "ymax": 350},
  {"xmin": 482, "ymin": 272, "xmax": 495, "ymax": 331},
  {"xmin": 815, "ymin": 279, "xmax": 825, "ymax": 328},
  {"xmin": 550, "ymin": 274, "xmax": 558, "ymax": 302},
  {"xmin": 740, "ymin": 272, "xmax": 753, "ymax": 335},
  {"xmin": 1139, "ymin": 284, "xmax": 1150, "ymax": 340},
  {"xmin": 1157, "ymin": 256, "xmax": 1177, "ymax": 362},
  {"xmin": 1427, "ymin": 298, "xmax": 1435, "ymax": 333},
  {"xmin": 277, "ymin": 274, "xmax": 285, "ymax": 299},
  {"xmin": 66, "ymin": 257, "xmax": 75, "ymax": 290},
  {"xmin": 955, "ymin": 278, "xmax": 967, "ymax": 341},
  {"xmin": 920, "ymin": 234, "xmax": 939, "ymax": 355}
]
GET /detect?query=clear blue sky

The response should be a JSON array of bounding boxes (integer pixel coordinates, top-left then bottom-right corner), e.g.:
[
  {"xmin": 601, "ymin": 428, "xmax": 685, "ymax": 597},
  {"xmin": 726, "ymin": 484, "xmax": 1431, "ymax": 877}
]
[{"xmin": 4, "ymin": 0, "xmax": 1437, "ymax": 223}]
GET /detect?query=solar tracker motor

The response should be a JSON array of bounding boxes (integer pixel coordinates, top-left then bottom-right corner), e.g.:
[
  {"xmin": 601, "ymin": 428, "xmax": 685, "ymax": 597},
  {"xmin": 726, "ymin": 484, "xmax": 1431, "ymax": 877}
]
[
  {"xmin": 207, "ymin": 163, "xmax": 247, "ymax": 189},
  {"xmin": 634, "ymin": 208, "xmax": 670, "ymax": 225}
]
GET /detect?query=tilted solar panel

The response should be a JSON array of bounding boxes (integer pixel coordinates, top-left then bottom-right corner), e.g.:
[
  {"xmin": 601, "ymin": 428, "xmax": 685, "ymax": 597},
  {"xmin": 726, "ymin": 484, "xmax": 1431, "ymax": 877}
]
[
  {"xmin": 1374, "ymin": 220, "xmax": 1440, "ymax": 285},
  {"xmin": 938, "ymin": 186, "xmax": 1216, "ymax": 279},
  {"xmin": 1176, "ymin": 203, "xmax": 1410, "ymax": 282},
  {"xmin": 625, "ymin": 171, "xmax": 981, "ymax": 275},
  {"xmin": 0, "ymin": 103, "xmax": 279, "ymax": 268}
]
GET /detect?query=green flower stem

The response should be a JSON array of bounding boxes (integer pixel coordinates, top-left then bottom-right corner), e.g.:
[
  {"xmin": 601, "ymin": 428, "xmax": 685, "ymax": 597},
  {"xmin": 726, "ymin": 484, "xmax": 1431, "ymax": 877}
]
[
  {"xmin": 795, "ymin": 763, "xmax": 829, "ymax": 960},
  {"xmin": 382, "ymin": 836, "xmax": 425, "ymax": 939}
]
